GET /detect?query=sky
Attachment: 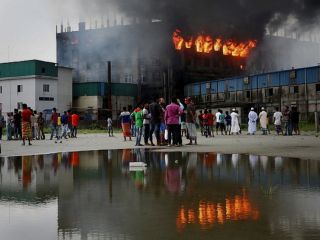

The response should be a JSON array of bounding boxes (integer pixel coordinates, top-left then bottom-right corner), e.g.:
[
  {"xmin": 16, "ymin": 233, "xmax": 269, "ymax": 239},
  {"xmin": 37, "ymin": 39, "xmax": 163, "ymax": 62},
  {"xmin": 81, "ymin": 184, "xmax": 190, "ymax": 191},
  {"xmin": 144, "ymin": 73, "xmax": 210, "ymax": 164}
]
[
  {"xmin": 0, "ymin": 0, "xmax": 86, "ymax": 63},
  {"xmin": 1, "ymin": 0, "xmax": 320, "ymax": 64}
]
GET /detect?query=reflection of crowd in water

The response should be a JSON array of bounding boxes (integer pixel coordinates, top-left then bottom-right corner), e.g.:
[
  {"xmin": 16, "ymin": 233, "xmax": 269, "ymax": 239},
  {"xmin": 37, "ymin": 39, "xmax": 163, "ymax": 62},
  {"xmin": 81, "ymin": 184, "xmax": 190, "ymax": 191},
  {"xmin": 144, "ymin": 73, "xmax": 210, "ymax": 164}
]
[
  {"xmin": 1, "ymin": 150, "xmax": 318, "ymax": 191},
  {"xmin": 0, "ymin": 152, "xmax": 79, "ymax": 188},
  {"xmin": 120, "ymin": 149, "xmax": 320, "ymax": 192}
]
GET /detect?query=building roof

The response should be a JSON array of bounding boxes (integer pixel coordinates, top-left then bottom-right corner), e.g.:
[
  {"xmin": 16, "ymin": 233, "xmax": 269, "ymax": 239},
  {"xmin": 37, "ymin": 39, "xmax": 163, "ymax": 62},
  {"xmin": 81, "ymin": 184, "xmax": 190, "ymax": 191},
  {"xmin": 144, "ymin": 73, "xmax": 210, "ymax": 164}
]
[{"xmin": 0, "ymin": 60, "xmax": 58, "ymax": 79}]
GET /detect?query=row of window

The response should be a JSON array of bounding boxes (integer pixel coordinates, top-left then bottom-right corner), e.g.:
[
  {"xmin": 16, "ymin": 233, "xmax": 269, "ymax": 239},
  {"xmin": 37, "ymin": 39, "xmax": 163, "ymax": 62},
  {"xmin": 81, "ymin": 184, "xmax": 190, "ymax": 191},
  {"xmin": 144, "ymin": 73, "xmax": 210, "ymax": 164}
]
[
  {"xmin": 0, "ymin": 84, "xmax": 50, "ymax": 94},
  {"xmin": 186, "ymin": 81, "xmax": 320, "ymax": 96}
]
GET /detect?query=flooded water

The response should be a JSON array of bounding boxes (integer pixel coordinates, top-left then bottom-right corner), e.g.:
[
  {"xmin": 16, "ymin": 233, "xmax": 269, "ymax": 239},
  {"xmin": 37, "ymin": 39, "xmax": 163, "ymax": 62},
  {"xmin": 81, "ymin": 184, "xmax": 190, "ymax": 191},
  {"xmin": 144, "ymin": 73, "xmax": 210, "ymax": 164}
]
[{"xmin": 1, "ymin": 150, "xmax": 320, "ymax": 240}]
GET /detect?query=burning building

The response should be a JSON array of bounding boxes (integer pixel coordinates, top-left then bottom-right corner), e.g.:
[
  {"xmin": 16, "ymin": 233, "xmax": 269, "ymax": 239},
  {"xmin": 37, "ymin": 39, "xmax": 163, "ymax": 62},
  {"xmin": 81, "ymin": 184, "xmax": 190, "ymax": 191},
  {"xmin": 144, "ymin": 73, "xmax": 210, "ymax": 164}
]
[
  {"xmin": 56, "ymin": 21, "xmax": 251, "ymax": 118},
  {"xmin": 56, "ymin": 0, "xmax": 320, "ymax": 119}
]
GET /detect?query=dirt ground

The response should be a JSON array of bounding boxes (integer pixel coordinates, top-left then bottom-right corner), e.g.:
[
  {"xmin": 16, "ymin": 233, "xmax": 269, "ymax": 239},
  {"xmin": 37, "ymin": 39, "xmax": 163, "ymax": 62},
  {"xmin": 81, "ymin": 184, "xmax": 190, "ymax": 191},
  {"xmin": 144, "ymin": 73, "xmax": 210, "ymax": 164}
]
[{"xmin": 1, "ymin": 132, "xmax": 319, "ymax": 160}]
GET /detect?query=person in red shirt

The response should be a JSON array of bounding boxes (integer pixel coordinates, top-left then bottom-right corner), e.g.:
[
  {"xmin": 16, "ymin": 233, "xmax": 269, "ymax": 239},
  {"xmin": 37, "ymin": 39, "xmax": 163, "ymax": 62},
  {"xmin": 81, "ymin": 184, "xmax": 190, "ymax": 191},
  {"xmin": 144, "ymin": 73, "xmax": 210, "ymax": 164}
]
[
  {"xmin": 21, "ymin": 104, "xmax": 32, "ymax": 146},
  {"xmin": 71, "ymin": 113, "xmax": 79, "ymax": 138},
  {"xmin": 207, "ymin": 109, "xmax": 215, "ymax": 137}
]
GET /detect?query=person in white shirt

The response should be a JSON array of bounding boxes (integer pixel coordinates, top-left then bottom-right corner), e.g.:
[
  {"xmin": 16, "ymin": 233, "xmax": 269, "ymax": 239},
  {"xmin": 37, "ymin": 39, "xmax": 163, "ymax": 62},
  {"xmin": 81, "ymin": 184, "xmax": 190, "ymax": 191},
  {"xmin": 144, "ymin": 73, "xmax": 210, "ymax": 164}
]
[
  {"xmin": 230, "ymin": 109, "xmax": 240, "ymax": 134},
  {"xmin": 248, "ymin": 107, "xmax": 258, "ymax": 135},
  {"xmin": 259, "ymin": 107, "xmax": 268, "ymax": 135},
  {"xmin": 143, "ymin": 103, "xmax": 151, "ymax": 145},
  {"xmin": 273, "ymin": 107, "xmax": 283, "ymax": 135},
  {"xmin": 215, "ymin": 110, "xmax": 221, "ymax": 135}
]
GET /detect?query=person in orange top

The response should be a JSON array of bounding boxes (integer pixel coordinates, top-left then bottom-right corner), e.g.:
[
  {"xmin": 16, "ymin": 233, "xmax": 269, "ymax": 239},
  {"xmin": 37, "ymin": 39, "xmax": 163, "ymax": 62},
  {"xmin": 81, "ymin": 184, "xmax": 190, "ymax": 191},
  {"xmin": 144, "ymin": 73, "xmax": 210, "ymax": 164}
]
[
  {"xmin": 71, "ymin": 113, "xmax": 79, "ymax": 138},
  {"xmin": 21, "ymin": 104, "xmax": 33, "ymax": 146}
]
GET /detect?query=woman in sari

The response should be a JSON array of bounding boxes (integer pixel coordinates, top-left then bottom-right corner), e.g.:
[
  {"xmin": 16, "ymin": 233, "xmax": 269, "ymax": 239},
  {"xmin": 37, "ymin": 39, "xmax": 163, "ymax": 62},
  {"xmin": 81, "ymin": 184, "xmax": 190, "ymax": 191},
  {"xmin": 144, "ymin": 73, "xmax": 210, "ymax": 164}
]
[
  {"xmin": 21, "ymin": 104, "xmax": 32, "ymax": 146},
  {"xmin": 120, "ymin": 107, "xmax": 132, "ymax": 141}
]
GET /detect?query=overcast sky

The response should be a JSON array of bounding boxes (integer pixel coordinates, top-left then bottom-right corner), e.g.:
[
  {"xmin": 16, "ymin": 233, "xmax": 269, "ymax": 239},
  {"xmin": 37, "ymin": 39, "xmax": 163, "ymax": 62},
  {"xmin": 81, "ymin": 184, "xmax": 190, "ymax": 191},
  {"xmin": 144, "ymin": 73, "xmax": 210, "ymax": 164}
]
[{"xmin": 0, "ymin": 0, "xmax": 94, "ymax": 63}]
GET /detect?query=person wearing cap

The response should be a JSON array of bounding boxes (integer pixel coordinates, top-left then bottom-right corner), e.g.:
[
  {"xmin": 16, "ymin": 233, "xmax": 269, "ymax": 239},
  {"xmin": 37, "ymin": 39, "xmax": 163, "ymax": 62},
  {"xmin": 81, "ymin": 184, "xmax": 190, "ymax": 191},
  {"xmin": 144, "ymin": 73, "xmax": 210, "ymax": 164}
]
[
  {"xmin": 231, "ymin": 109, "xmax": 240, "ymax": 134},
  {"xmin": 259, "ymin": 107, "xmax": 268, "ymax": 135},
  {"xmin": 248, "ymin": 107, "xmax": 258, "ymax": 135}
]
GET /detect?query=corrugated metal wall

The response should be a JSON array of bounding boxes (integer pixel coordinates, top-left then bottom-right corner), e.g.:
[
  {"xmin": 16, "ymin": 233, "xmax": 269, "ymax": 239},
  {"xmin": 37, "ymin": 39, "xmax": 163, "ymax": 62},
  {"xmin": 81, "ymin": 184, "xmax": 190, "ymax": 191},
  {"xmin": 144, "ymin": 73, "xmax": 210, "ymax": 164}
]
[
  {"xmin": 0, "ymin": 60, "xmax": 57, "ymax": 79},
  {"xmin": 73, "ymin": 82, "xmax": 138, "ymax": 97}
]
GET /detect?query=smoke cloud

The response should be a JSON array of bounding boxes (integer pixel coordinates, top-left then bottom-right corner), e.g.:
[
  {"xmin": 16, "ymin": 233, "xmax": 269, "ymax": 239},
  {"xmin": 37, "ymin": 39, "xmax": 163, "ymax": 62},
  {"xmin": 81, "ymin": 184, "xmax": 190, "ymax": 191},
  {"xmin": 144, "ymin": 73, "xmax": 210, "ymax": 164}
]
[{"xmin": 68, "ymin": 0, "xmax": 320, "ymax": 40}]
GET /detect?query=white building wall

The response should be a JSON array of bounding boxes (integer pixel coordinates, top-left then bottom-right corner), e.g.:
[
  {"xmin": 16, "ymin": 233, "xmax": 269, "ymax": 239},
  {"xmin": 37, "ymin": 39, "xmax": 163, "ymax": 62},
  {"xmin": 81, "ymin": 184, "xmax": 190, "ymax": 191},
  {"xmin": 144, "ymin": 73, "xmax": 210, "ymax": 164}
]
[
  {"xmin": 0, "ymin": 77, "xmax": 36, "ymax": 113},
  {"xmin": 34, "ymin": 77, "xmax": 58, "ymax": 112}
]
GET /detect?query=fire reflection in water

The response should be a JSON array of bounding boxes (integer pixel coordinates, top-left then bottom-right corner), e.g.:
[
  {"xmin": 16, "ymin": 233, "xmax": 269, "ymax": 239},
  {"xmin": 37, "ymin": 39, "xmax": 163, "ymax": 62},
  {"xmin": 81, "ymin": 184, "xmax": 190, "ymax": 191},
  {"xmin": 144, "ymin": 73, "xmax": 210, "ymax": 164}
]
[{"xmin": 176, "ymin": 191, "xmax": 260, "ymax": 232}]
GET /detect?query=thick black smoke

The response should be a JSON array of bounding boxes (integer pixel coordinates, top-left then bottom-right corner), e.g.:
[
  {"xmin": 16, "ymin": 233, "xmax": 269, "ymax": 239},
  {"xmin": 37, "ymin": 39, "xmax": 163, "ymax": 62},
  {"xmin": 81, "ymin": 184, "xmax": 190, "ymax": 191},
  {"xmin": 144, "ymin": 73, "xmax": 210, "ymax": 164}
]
[{"xmin": 76, "ymin": 0, "xmax": 320, "ymax": 40}]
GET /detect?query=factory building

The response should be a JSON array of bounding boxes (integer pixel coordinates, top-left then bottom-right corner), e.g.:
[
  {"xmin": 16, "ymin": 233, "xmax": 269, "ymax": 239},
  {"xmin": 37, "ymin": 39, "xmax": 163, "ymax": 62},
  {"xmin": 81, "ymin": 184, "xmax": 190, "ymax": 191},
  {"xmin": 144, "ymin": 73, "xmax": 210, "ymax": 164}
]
[
  {"xmin": 184, "ymin": 65, "xmax": 320, "ymax": 121},
  {"xmin": 0, "ymin": 60, "xmax": 72, "ymax": 114}
]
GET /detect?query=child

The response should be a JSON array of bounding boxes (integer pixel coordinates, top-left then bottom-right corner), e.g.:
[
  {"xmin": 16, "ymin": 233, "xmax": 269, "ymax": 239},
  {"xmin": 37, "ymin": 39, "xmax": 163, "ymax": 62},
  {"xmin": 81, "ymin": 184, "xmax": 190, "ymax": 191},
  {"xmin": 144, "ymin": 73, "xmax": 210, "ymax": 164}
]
[{"xmin": 107, "ymin": 117, "xmax": 113, "ymax": 137}]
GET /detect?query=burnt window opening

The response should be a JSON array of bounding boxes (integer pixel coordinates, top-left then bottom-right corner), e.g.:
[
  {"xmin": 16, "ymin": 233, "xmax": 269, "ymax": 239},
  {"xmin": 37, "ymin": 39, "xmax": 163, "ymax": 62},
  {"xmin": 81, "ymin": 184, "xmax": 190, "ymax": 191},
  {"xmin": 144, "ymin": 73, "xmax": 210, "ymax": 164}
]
[
  {"xmin": 316, "ymin": 83, "xmax": 320, "ymax": 92},
  {"xmin": 268, "ymin": 88, "xmax": 274, "ymax": 96},
  {"xmin": 246, "ymin": 91, "xmax": 251, "ymax": 98},
  {"xmin": 186, "ymin": 59, "xmax": 192, "ymax": 67},
  {"xmin": 41, "ymin": 67, "xmax": 46, "ymax": 73},
  {"xmin": 290, "ymin": 86, "xmax": 299, "ymax": 94}
]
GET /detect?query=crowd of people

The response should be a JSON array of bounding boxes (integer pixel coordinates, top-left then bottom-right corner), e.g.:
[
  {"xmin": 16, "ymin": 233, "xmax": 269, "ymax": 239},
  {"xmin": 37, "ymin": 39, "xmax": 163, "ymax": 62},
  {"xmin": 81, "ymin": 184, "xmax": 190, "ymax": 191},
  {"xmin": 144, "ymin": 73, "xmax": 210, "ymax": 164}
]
[
  {"xmin": 0, "ymin": 104, "xmax": 80, "ymax": 146},
  {"xmin": 117, "ymin": 97, "xmax": 302, "ymax": 147},
  {"xmin": 119, "ymin": 97, "xmax": 198, "ymax": 147},
  {"xmin": 0, "ymin": 99, "xmax": 302, "ymax": 148}
]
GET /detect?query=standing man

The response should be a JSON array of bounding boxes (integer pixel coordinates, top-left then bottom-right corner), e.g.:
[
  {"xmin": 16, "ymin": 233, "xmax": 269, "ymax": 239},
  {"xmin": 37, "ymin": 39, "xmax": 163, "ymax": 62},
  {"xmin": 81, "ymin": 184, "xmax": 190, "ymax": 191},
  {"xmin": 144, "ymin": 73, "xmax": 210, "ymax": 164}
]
[
  {"xmin": 259, "ymin": 107, "xmax": 268, "ymax": 135},
  {"xmin": 33, "ymin": 111, "xmax": 39, "ymax": 140},
  {"xmin": 219, "ymin": 110, "xmax": 226, "ymax": 135},
  {"xmin": 0, "ymin": 111, "xmax": 5, "ymax": 141},
  {"xmin": 165, "ymin": 97, "xmax": 183, "ymax": 146},
  {"xmin": 273, "ymin": 107, "xmax": 283, "ymax": 135},
  {"xmin": 185, "ymin": 97, "xmax": 197, "ymax": 145},
  {"xmin": 198, "ymin": 110, "xmax": 204, "ymax": 136},
  {"xmin": 71, "ymin": 112, "xmax": 80, "ymax": 138},
  {"xmin": 142, "ymin": 103, "xmax": 151, "ymax": 145},
  {"xmin": 215, "ymin": 109, "xmax": 221, "ymax": 135},
  {"xmin": 282, "ymin": 106, "xmax": 292, "ymax": 136},
  {"xmin": 291, "ymin": 107, "xmax": 300, "ymax": 135},
  {"xmin": 67, "ymin": 110, "xmax": 73, "ymax": 138},
  {"xmin": 50, "ymin": 108, "xmax": 59, "ymax": 142},
  {"xmin": 131, "ymin": 105, "xmax": 144, "ymax": 146},
  {"xmin": 37, "ymin": 112, "xmax": 45, "ymax": 140},
  {"xmin": 225, "ymin": 111, "xmax": 232, "ymax": 135},
  {"xmin": 61, "ymin": 111, "xmax": 69, "ymax": 139},
  {"xmin": 231, "ymin": 109, "xmax": 241, "ymax": 134},
  {"xmin": 21, "ymin": 104, "xmax": 33, "ymax": 146},
  {"xmin": 149, "ymin": 98, "xmax": 161, "ymax": 146},
  {"xmin": 248, "ymin": 107, "xmax": 258, "ymax": 135},
  {"xmin": 13, "ymin": 109, "xmax": 22, "ymax": 140}
]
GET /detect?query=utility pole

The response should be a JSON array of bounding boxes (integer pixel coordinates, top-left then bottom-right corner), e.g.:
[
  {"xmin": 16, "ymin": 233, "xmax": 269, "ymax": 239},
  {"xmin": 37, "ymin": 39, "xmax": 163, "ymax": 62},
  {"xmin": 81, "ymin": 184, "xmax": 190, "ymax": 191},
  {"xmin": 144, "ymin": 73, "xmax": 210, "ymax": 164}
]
[{"xmin": 107, "ymin": 61, "xmax": 112, "ymax": 117}]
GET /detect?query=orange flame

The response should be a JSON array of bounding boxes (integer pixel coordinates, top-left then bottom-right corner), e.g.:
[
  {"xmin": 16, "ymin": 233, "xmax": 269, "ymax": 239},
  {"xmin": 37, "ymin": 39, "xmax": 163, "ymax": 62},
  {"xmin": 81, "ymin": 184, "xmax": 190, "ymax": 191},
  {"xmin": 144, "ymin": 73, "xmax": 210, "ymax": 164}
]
[
  {"xmin": 176, "ymin": 192, "xmax": 260, "ymax": 232},
  {"xmin": 185, "ymin": 37, "xmax": 193, "ymax": 49},
  {"xmin": 172, "ymin": 30, "xmax": 257, "ymax": 58},
  {"xmin": 173, "ymin": 29, "xmax": 184, "ymax": 50},
  {"xmin": 214, "ymin": 38, "xmax": 222, "ymax": 51}
]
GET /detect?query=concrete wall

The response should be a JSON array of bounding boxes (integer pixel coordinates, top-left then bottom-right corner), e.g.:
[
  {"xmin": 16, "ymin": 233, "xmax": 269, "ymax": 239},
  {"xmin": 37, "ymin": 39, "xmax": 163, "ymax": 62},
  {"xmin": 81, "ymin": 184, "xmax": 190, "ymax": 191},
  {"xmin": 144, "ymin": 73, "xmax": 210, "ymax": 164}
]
[
  {"xmin": 0, "ymin": 77, "xmax": 37, "ymax": 113},
  {"xmin": 57, "ymin": 67, "xmax": 73, "ymax": 112},
  {"xmin": 34, "ymin": 77, "xmax": 58, "ymax": 113}
]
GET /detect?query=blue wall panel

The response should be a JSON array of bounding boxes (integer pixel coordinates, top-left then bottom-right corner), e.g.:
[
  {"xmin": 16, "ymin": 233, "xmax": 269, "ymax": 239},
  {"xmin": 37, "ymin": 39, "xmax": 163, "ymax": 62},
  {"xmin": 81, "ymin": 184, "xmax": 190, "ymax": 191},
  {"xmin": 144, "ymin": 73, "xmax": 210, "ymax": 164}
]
[
  {"xmin": 211, "ymin": 81, "xmax": 218, "ymax": 93},
  {"xmin": 270, "ymin": 73, "xmax": 280, "ymax": 87},
  {"xmin": 218, "ymin": 81, "xmax": 225, "ymax": 93},
  {"xmin": 280, "ymin": 71, "xmax": 289, "ymax": 85},
  {"xmin": 193, "ymin": 84, "xmax": 200, "ymax": 95},
  {"xmin": 258, "ymin": 75, "xmax": 268, "ymax": 88},
  {"xmin": 307, "ymin": 67, "xmax": 318, "ymax": 84},
  {"xmin": 201, "ymin": 83, "xmax": 207, "ymax": 95},
  {"xmin": 296, "ymin": 69, "xmax": 305, "ymax": 84},
  {"xmin": 227, "ymin": 79, "xmax": 237, "ymax": 92}
]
